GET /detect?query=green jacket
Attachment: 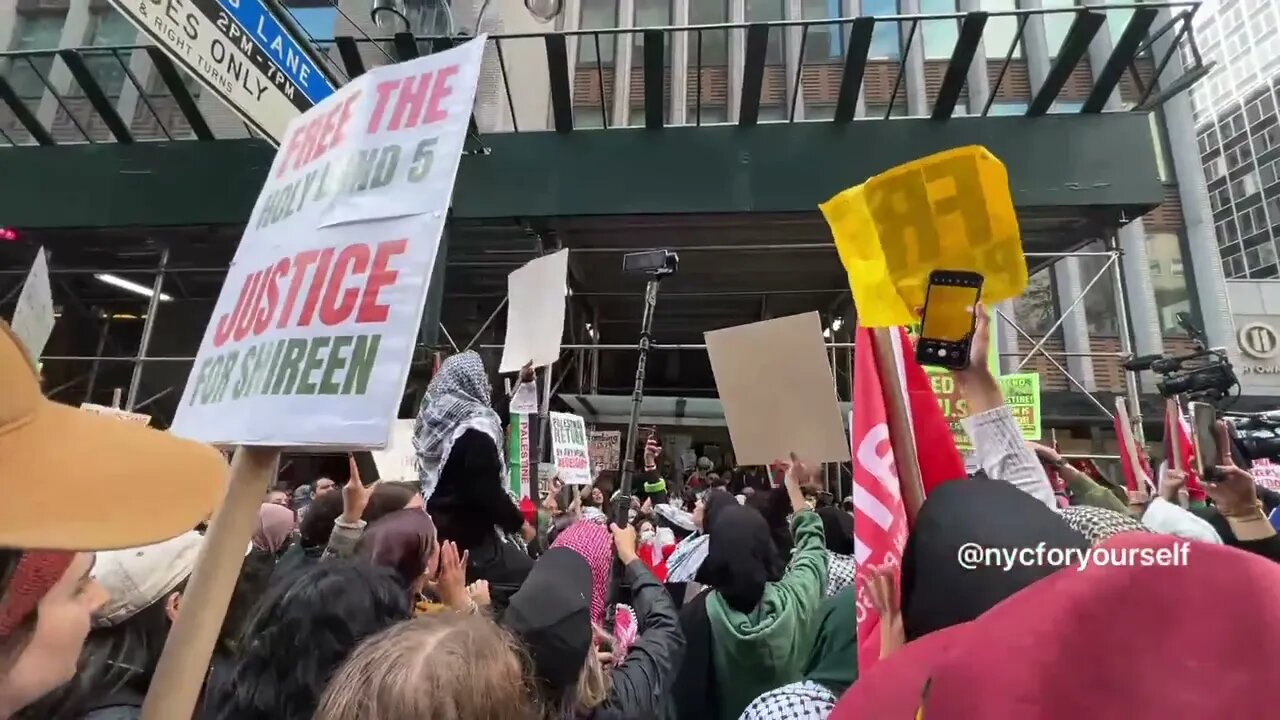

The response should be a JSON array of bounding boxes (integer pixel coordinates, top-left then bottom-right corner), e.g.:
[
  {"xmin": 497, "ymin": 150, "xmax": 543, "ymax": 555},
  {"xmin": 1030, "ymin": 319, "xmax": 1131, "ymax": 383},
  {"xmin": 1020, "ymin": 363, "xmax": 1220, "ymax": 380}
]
[{"xmin": 706, "ymin": 511, "xmax": 828, "ymax": 720}]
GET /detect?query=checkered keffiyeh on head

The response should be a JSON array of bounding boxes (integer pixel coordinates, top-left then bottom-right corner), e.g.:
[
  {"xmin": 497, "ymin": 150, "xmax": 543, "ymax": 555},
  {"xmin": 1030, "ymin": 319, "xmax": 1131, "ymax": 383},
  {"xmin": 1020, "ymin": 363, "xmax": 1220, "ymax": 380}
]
[{"xmin": 413, "ymin": 351, "xmax": 506, "ymax": 502}]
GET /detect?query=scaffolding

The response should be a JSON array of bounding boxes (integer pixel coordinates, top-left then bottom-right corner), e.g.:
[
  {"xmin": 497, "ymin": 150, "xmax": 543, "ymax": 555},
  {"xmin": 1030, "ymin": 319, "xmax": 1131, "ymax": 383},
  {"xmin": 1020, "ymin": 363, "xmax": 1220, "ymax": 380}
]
[{"xmin": 0, "ymin": 4, "xmax": 1210, "ymax": 461}]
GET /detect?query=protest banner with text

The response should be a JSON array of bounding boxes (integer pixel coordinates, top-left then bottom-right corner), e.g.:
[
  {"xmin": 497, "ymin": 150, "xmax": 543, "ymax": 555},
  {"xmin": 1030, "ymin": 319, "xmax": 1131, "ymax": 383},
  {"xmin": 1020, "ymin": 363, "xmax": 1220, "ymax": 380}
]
[
  {"xmin": 170, "ymin": 37, "xmax": 485, "ymax": 448},
  {"xmin": 550, "ymin": 412, "xmax": 592, "ymax": 485},
  {"xmin": 588, "ymin": 430, "xmax": 621, "ymax": 473}
]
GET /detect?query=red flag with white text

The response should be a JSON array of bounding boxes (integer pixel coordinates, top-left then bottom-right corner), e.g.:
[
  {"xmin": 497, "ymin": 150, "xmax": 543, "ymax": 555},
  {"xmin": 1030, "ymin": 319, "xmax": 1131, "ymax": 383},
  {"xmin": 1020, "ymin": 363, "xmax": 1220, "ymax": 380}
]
[
  {"xmin": 850, "ymin": 326, "xmax": 909, "ymax": 673},
  {"xmin": 849, "ymin": 327, "xmax": 964, "ymax": 671}
]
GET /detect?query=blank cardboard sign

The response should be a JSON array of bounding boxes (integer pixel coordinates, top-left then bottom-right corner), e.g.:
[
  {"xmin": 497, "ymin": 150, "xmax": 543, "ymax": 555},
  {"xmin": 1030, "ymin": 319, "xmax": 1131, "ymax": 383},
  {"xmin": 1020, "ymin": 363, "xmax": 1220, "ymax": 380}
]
[{"xmin": 705, "ymin": 312, "xmax": 852, "ymax": 466}]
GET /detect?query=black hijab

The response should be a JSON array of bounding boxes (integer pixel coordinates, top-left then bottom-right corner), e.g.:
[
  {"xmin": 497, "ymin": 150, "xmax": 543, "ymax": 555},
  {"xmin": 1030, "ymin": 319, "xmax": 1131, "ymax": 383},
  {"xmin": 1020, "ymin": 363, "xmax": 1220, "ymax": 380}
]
[
  {"xmin": 900, "ymin": 478, "xmax": 1089, "ymax": 640},
  {"xmin": 696, "ymin": 504, "xmax": 784, "ymax": 614},
  {"xmin": 817, "ymin": 506, "xmax": 854, "ymax": 555},
  {"xmin": 700, "ymin": 488, "xmax": 737, "ymax": 532}
]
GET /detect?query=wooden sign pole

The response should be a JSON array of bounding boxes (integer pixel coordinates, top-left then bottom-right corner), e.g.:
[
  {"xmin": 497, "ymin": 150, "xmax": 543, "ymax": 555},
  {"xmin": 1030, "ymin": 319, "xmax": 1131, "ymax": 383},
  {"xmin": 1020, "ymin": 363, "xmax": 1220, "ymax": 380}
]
[
  {"xmin": 1166, "ymin": 397, "xmax": 1184, "ymax": 472},
  {"xmin": 140, "ymin": 446, "xmax": 280, "ymax": 720},
  {"xmin": 871, "ymin": 328, "xmax": 926, "ymax": 526}
]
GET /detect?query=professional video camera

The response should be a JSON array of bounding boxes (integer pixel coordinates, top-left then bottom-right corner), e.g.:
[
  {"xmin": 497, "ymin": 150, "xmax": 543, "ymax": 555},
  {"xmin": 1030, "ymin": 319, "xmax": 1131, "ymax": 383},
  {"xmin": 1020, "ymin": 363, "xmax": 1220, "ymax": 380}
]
[
  {"xmin": 1225, "ymin": 412, "xmax": 1280, "ymax": 463},
  {"xmin": 1123, "ymin": 312, "xmax": 1238, "ymax": 404}
]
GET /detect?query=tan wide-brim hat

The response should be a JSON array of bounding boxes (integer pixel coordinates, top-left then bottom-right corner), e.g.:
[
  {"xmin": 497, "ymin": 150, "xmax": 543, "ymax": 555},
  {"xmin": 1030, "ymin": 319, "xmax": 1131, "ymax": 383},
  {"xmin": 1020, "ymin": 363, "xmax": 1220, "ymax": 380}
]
[{"xmin": 0, "ymin": 321, "xmax": 227, "ymax": 551}]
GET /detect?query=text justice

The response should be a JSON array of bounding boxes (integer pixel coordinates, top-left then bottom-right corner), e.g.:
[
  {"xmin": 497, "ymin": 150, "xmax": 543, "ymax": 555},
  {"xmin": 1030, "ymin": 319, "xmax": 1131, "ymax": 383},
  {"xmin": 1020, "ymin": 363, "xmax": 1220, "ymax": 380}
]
[{"xmin": 212, "ymin": 239, "xmax": 407, "ymax": 348}]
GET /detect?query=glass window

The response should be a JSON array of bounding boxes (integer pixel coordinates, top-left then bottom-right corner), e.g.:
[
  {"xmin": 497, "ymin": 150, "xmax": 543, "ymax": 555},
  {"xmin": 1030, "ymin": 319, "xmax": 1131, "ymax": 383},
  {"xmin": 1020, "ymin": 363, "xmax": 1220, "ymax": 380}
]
[
  {"xmin": 1218, "ymin": 217, "xmax": 1240, "ymax": 245},
  {"xmin": 1224, "ymin": 252, "xmax": 1246, "ymax": 278},
  {"xmin": 1050, "ymin": 100, "xmax": 1084, "ymax": 113},
  {"xmin": 1104, "ymin": 6, "xmax": 1135, "ymax": 43},
  {"xmin": 8, "ymin": 14, "xmax": 65, "ymax": 102},
  {"xmin": 633, "ymin": 0, "xmax": 671, "ymax": 67},
  {"xmin": 863, "ymin": 103, "xmax": 907, "ymax": 118},
  {"xmin": 1262, "ymin": 160, "xmax": 1280, "ymax": 187},
  {"xmin": 806, "ymin": 103, "xmax": 836, "ymax": 120},
  {"xmin": 579, "ymin": 0, "xmax": 617, "ymax": 67},
  {"xmin": 746, "ymin": 0, "xmax": 785, "ymax": 65},
  {"xmin": 83, "ymin": 11, "xmax": 137, "ymax": 99},
  {"xmin": 1012, "ymin": 269, "xmax": 1057, "ymax": 335},
  {"xmin": 921, "ymin": 0, "xmax": 958, "ymax": 60},
  {"xmin": 981, "ymin": 0, "xmax": 1022, "ymax": 59},
  {"xmin": 689, "ymin": 0, "xmax": 729, "ymax": 67},
  {"xmin": 1254, "ymin": 124, "xmax": 1280, "ymax": 155},
  {"xmin": 1079, "ymin": 240, "xmax": 1118, "ymax": 335},
  {"xmin": 758, "ymin": 104, "xmax": 787, "ymax": 122},
  {"xmin": 1146, "ymin": 233, "xmax": 1192, "ymax": 334},
  {"xmin": 1043, "ymin": 0, "xmax": 1079, "ymax": 58},
  {"xmin": 695, "ymin": 105, "xmax": 729, "ymax": 124},
  {"xmin": 865, "ymin": 0, "xmax": 901, "ymax": 60},
  {"xmin": 574, "ymin": 106, "xmax": 606, "ymax": 128},
  {"xmin": 988, "ymin": 100, "xmax": 1027, "ymax": 115},
  {"xmin": 801, "ymin": 0, "xmax": 844, "ymax": 65}
]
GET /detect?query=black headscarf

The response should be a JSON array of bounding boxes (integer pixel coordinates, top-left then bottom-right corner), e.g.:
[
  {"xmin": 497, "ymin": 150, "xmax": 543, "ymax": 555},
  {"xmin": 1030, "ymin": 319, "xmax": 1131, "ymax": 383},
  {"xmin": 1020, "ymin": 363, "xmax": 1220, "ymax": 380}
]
[
  {"xmin": 700, "ymin": 488, "xmax": 737, "ymax": 532},
  {"xmin": 900, "ymin": 478, "xmax": 1089, "ymax": 641},
  {"xmin": 696, "ymin": 504, "xmax": 784, "ymax": 614},
  {"xmin": 817, "ymin": 506, "xmax": 854, "ymax": 555}
]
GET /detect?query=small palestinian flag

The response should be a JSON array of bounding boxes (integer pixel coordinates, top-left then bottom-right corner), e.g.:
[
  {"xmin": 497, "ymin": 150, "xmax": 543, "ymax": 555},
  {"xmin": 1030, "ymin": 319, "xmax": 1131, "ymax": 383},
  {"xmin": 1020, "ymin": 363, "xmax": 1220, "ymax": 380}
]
[{"xmin": 507, "ymin": 412, "xmax": 532, "ymax": 500}]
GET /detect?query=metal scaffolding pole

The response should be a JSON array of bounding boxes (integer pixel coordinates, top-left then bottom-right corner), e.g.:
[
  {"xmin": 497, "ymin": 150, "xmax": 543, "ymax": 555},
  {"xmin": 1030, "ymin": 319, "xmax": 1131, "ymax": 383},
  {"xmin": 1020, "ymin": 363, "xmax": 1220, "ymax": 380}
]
[
  {"xmin": 1109, "ymin": 234, "xmax": 1146, "ymax": 444},
  {"xmin": 83, "ymin": 316, "xmax": 110, "ymax": 404},
  {"xmin": 464, "ymin": 297, "xmax": 508, "ymax": 352},
  {"xmin": 126, "ymin": 249, "xmax": 168, "ymax": 411}
]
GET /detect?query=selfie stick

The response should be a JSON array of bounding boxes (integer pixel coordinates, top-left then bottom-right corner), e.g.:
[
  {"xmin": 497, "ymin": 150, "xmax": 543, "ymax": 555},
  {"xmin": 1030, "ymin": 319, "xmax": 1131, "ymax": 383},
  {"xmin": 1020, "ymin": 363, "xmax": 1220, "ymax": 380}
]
[{"xmin": 614, "ymin": 250, "xmax": 678, "ymax": 526}]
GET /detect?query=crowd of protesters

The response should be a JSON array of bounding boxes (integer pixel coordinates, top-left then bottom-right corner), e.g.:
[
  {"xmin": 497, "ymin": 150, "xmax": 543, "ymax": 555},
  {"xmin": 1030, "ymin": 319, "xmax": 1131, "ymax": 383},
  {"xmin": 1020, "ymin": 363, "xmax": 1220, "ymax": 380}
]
[{"xmin": 4, "ymin": 303, "xmax": 1280, "ymax": 720}]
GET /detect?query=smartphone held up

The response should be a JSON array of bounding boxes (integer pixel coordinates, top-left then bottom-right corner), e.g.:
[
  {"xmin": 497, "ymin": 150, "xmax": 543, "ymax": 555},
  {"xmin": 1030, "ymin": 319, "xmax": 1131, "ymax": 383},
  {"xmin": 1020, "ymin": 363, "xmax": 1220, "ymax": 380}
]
[
  {"xmin": 1189, "ymin": 402, "xmax": 1219, "ymax": 482},
  {"xmin": 916, "ymin": 270, "xmax": 985, "ymax": 371}
]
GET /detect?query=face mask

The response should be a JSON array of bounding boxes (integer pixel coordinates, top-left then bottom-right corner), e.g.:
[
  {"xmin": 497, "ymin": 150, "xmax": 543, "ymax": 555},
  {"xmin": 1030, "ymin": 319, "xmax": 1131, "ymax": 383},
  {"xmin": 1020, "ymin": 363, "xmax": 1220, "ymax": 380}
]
[{"xmin": 640, "ymin": 529, "xmax": 656, "ymax": 543}]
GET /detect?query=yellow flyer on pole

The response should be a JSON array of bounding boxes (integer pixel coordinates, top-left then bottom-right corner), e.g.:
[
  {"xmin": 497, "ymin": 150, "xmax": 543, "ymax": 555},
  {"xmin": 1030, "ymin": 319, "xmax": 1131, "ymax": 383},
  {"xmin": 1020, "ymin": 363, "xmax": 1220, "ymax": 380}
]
[{"xmin": 819, "ymin": 146, "xmax": 1028, "ymax": 327}]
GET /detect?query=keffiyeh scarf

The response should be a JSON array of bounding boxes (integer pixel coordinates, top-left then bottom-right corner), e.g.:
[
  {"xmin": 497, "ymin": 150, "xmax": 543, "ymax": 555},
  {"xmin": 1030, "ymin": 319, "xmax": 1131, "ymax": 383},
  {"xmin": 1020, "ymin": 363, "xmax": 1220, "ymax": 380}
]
[{"xmin": 413, "ymin": 351, "xmax": 506, "ymax": 502}]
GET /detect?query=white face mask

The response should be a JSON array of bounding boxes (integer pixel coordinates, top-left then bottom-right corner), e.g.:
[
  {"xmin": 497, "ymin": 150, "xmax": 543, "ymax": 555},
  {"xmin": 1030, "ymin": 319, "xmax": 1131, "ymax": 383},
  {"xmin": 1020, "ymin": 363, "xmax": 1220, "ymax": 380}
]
[{"xmin": 639, "ymin": 529, "xmax": 656, "ymax": 543}]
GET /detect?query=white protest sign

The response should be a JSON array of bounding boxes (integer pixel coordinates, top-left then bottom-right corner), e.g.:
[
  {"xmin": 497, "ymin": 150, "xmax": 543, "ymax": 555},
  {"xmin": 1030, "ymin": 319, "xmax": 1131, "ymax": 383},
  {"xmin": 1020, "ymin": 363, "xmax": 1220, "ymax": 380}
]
[
  {"xmin": 588, "ymin": 430, "xmax": 621, "ymax": 472},
  {"xmin": 170, "ymin": 38, "xmax": 486, "ymax": 448},
  {"xmin": 500, "ymin": 250, "xmax": 569, "ymax": 372},
  {"xmin": 509, "ymin": 380, "xmax": 538, "ymax": 415},
  {"xmin": 549, "ymin": 411, "xmax": 592, "ymax": 485},
  {"xmin": 371, "ymin": 419, "xmax": 417, "ymax": 483},
  {"xmin": 1253, "ymin": 458, "xmax": 1280, "ymax": 492},
  {"xmin": 80, "ymin": 402, "xmax": 153, "ymax": 425},
  {"xmin": 10, "ymin": 248, "xmax": 54, "ymax": 364}
]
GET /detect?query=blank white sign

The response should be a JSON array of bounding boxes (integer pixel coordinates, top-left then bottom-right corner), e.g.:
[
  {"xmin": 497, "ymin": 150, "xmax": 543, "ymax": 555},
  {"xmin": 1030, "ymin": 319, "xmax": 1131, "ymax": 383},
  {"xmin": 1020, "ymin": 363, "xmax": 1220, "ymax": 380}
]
[{"xmin": 500, "ymin": 249, "xmax": 569, "ymax": 373}]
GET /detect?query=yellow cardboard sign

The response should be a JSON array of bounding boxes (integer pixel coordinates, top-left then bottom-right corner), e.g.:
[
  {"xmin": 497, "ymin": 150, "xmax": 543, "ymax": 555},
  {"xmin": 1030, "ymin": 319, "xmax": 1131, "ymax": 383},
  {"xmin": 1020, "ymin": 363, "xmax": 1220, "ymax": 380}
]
[{"xmin": 819, "ymin": 146, "xmax": 1027, "ymax": 327}]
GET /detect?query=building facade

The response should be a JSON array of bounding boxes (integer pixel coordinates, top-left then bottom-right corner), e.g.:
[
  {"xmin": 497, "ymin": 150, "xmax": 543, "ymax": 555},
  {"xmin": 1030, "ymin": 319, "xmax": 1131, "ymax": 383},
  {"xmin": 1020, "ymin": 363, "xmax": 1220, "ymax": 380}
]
[
  {"xmin": 1190, "ymin": 0, "xmax": 1280, "ymax": 280},
  {"xmin": 0, "ymin": 0, "xmax": 1241, "ymax": 436}
]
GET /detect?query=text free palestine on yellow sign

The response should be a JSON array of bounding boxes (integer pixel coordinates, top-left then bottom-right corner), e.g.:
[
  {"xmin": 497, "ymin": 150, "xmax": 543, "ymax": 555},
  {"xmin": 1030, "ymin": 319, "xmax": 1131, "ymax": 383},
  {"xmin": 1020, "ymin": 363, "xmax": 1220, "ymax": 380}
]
[{"xmin": 820, "ymin": 145, "xmax": 1029, "ymax": 328}]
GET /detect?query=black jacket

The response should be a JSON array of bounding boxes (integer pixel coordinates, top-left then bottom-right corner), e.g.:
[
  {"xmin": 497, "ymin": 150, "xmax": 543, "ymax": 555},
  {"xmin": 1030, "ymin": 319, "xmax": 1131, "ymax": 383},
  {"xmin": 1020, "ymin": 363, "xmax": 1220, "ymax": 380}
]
[
  {"xmin": 427, "ymin": 428, "xmax": 533, "ymax": 612},
  {"xmin": 588, "ymin": 560, "xmax": 685, "ymax": 720}
]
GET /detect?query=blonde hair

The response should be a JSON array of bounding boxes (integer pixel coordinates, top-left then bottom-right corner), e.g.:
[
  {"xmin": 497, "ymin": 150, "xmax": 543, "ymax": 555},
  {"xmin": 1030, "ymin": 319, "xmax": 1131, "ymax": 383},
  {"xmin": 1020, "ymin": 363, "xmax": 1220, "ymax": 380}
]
[
  {"xmin": 315, "ymin": 613, "xmax": 538, "ymax": 720},
  {"xmin": 543, "ymin": 624, "xmax": 613, "ymax": 719}
]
